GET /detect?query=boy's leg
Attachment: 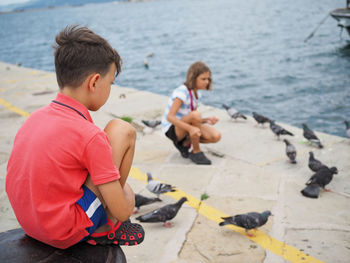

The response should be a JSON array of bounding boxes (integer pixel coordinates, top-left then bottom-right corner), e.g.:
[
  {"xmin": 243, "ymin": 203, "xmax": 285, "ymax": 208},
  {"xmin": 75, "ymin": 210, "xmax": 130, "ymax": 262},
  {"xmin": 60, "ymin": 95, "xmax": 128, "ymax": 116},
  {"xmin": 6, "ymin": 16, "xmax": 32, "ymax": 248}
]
[
  {"xmin": 82, "ymin": 177, "xmax": 144, "ymax": 246},
  {"xmin": 104, "ymin": 119, "xmax": 136, "ymax": 187},
  {"xmin": 80, "ymin": 119, "xmax": 144, "ymax": 245}
]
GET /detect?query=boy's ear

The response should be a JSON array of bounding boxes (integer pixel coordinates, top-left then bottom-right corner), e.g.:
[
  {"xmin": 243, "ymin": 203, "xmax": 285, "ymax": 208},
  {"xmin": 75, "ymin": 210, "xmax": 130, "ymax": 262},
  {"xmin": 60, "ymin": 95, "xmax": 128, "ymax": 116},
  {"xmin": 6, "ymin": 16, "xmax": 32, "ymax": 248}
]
[{"xmin": 87, "ymin": 73, "xmax": 100, "ymax": 93}]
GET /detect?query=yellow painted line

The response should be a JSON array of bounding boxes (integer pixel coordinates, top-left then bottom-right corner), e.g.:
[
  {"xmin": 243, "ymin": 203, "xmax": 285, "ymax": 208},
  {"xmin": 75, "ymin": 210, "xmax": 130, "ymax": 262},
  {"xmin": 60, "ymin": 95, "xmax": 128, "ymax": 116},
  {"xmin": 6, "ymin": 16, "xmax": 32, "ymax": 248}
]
[
  {"xmin": 129, "ymin": 167, "xmax": 324, "ymax": 263},
  {"xmin": 6, "ymin": 80, "xmax": 19, "ymax": 84},
  {"xmin": 1, "ymin": 101, "xmax": 324, "ymax": 263},
  {"xmin": 0, "ymin": 97, "xmax": 30, "ymax": 117},
  {"xmin": 30, "ymin": 71, "xmax": 40, "ymax": 75}
]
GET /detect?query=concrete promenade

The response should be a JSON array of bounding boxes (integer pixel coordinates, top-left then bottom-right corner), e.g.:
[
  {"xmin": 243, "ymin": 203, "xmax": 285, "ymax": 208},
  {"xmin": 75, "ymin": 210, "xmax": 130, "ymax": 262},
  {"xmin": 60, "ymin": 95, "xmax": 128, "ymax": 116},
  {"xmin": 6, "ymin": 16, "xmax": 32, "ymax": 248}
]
[{"xmin": 0, "ymin": 61, "xmax": 349, "ymax": 263}]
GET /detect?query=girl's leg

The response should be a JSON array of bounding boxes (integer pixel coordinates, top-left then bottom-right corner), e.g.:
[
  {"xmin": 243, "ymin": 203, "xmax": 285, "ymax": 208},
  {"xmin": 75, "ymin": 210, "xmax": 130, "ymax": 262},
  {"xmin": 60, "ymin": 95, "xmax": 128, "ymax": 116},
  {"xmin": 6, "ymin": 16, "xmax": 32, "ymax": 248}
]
[
  {"xmin": 175, "ymin": 110, "xmax": 202, "ymax": 153},
  {"xmin": 174, "ymin": 111, "xmax": 221, "ymax": 152},
  {"xmin": 199, "ymin": 125, "xmax": 221, "ymax": 144}
]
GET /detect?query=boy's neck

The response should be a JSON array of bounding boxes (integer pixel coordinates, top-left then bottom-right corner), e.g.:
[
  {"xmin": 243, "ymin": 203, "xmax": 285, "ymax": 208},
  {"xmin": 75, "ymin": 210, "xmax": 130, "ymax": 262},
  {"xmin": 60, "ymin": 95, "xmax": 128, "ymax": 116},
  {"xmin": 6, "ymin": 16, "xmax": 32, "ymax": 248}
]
[{"xmin": 60, "ymin": 86, "xmax": 89, "ymax": 108}]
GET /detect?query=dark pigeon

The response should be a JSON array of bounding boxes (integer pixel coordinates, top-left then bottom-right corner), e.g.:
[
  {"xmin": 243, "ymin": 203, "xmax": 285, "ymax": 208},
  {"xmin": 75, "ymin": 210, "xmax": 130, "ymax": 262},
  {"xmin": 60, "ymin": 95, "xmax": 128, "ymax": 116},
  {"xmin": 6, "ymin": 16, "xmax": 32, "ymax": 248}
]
[
  {"xmin": 345, "ymin": 120, "xmax": 350, "ymax": 138},
  {"xmin": 134, "ymin": 194, "xmax": 162, "ymax": 213},
  {"xmin": 146, "ymin": 172, "xmax": 176, "ymax": 198},
  {"xmin": 302, "ymin": 123, "xmax": 323, "ymax": 148},
  {"xmin": 308, "ymin": 151, "xmax": 327, "ymax": 172},
  {"xmin": 135, "ymin": 197, "xmax": 188, "ymax": 227},
  {"xmin": 306, "ymin": 166, "xmax": 338, "ymax": 190},
  {"xmin": 222, "ymin": 104, "xmax": 247, "ymax": 120},
  {"xmin": 252, "ymin": 112, "xmax": 270, "ymax": 126},
  {"xmin": 301, "ymin": 184, "xmax": 320, "ymax": 198},
  {"xmin": 219, "ymin": 210, "xmax": 272, "ymax": 236},
  {"xmin": 283, "ymin": 139, "xmax": 297, "ymax": 163},
  {"xmin": 269, "ymin": 120, "xmax": 294, "ymax": 139},
  {"xmin": 142, "ymin": 120, "xmax": 161, "ymax": 128}
]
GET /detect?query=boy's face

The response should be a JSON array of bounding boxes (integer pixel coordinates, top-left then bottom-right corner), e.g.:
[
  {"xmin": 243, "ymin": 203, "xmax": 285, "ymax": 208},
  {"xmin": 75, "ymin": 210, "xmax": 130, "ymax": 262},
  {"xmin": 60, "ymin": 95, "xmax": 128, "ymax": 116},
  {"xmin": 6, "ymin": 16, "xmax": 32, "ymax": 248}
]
[{"xmin": 91, "ymin": 63, "xmax": 116, "ymax": 111}]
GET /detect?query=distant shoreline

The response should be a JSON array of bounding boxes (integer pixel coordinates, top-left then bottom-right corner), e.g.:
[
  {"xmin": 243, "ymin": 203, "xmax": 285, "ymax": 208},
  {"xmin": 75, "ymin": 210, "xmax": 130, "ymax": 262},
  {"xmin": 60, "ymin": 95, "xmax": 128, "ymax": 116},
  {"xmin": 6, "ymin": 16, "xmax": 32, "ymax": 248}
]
[
  {"xmin": 0, "ymin": 0, "xmax": 151, "ymax": 15},
  {"xmin": 0, "ymin": 4, "xmax": 85, "ymax": 15}
]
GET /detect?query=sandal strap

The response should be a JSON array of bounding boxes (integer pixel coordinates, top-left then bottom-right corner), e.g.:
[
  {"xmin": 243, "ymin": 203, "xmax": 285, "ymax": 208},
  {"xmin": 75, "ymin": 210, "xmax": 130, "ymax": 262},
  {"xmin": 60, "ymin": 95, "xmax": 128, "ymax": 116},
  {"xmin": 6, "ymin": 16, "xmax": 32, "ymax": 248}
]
[{"xmin": 89, "ymin": 219, "xmax": 122, "ymax": 239}]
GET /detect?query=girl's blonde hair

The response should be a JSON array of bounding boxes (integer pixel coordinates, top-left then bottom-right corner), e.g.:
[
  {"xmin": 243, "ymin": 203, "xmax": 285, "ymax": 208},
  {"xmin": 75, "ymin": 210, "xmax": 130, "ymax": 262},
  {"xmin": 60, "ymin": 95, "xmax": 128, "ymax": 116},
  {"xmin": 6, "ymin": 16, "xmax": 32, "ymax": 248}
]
[{"xmin": 184, "ymin": 61, "xmax": 212, "ymax": 90}]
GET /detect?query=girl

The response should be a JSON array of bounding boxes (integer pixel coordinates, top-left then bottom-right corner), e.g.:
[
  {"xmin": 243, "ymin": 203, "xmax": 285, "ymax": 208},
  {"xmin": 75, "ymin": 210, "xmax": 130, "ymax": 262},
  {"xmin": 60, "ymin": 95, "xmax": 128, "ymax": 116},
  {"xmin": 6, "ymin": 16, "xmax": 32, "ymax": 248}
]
[{"xmin": 161, "ymin": 61, "xmax": 221, "ymax": 165}]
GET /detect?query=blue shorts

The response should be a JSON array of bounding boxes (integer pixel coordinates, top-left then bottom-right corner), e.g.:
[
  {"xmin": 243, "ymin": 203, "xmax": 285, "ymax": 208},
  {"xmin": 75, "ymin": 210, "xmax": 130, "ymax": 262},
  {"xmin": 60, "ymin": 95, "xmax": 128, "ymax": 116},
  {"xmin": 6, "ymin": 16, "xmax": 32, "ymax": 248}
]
[{"xmin": 77, "ymin": 185, "xmax": 107, "ymax": 239}]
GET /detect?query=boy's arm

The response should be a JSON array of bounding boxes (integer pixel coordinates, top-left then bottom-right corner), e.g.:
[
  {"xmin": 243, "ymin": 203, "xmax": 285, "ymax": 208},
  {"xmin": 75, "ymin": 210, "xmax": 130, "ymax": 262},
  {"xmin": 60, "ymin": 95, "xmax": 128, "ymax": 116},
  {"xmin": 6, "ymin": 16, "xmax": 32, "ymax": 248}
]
[{"xmin": 97, "ymin": 180, "xmax": 135, "ymax": 222}]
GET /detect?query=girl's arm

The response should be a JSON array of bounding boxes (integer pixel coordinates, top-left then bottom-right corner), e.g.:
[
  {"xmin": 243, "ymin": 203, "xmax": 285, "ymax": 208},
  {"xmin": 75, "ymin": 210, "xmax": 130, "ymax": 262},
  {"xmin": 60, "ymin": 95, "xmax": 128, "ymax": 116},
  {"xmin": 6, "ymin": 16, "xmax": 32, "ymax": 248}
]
[
  {"xmin": 202, "ymin": 116, "xmax": 219, "ymax": 125},
  {"xmin": 167, "ymin": 98, "xmax": 200, "ymax": 136}
]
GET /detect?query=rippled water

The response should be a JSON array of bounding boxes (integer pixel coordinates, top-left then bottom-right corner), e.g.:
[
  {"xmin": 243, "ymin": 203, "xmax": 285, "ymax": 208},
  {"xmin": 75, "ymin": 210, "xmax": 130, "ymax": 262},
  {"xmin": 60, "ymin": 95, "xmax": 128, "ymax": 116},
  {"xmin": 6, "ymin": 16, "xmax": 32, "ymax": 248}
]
[{"xmin": 0, "ymin": 0, "xmax": 349, "ymax": 137}]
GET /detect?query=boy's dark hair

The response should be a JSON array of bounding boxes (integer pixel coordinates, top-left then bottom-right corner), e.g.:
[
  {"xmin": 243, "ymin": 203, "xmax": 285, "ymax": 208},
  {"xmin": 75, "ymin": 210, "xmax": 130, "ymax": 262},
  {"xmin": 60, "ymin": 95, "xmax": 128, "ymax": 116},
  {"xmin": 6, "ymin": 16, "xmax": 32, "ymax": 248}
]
[
  {"xmin": 54, "ymin": 25, "xmax": 122, "ymax": 89},
  {"xmin": 184, "ymin": 61, "xmax": 212, "ymax": 90}
]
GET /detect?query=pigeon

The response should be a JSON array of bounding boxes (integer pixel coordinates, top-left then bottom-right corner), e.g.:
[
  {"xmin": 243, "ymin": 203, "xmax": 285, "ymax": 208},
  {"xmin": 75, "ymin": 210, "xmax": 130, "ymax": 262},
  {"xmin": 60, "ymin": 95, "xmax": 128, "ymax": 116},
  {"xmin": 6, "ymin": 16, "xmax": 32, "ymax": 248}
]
[
  {"xmin": 252, "ymin": 112, "xmax": 270, "ymax": 126},
  {"xmin": 302, "ymin": 123, "xmax": 323, "ymax": 148},
  {"xmin": 308, "ymin": 151, "xmax": 327, "ymax": 172},
  {"xmin": 146, "ymin": 172, "xmax": 176, "ymax": 198},
  {"xmin": 269, "ymin": 120, "xmax": 294, "ymax": 139},
  {"xmin": 283, "ymin": 139, "xmax": 297, "ymax": 163},
  {"xmin": 219, "ymin": 210, "xmax": 272, "ymax": 237},
  {"xmin": 301, "ymin": 183, "xmax": 320, "ymax": 199},
  {"xmin": 135, "ymin": 197, "xmax": 188, "ymax": 227},
  {"xmin": 144, "ymin": 58, "xmax": 149, "ymax": 69},
  {"xmin": 344, "ymin": 120, "xmax": 350, "ymax": 138},
  {"xmin": 142, "ymin": 120, "xmax": 161, "ymax": 129},
  {"xmin": 305, "ymin": 166, "xmax": 338, "ymax": 191},
  {"xmin": 222, "ymin": 104, "xmax": 247, "ymax": 120},
  {"xmin": 134, "ymin": 194, "xmax": 162, "ymax": 213}
]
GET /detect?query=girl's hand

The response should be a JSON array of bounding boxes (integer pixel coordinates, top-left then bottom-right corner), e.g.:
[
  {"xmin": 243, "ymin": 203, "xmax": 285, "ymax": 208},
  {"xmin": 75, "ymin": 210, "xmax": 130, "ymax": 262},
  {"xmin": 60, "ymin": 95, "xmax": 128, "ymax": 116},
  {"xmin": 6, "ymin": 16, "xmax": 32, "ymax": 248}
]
[
  {"xmin": 206, "ymin": 116, "xmax": 219, "ymax": 125},
  {"xmin": 189, "ymin": 126, "xmax": 201, "ymax": 139}
]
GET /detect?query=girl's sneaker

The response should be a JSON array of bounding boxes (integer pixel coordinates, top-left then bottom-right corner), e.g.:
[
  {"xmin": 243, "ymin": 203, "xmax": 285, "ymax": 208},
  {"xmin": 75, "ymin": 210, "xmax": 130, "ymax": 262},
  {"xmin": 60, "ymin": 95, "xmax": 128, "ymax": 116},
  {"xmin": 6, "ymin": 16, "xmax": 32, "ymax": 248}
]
[{"xmin": 189, "ymin": 151, "xmax": 211, "ymax": 165}]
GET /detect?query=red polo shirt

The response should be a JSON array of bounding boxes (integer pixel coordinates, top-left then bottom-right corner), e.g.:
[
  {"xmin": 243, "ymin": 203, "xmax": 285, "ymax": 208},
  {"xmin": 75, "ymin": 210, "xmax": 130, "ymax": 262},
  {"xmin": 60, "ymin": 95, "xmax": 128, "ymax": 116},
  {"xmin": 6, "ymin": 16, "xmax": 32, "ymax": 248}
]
[{"xmin": 6, "ymin": 93, "xmax": 120, "ymax": 249}]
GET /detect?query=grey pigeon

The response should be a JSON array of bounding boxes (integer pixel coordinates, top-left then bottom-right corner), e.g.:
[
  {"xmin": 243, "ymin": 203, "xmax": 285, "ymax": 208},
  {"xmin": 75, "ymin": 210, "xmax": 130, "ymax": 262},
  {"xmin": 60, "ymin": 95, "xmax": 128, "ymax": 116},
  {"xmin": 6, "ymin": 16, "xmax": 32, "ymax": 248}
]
[
  {"xmin": 146, "ymin": 172, "xmax": 176, "ymax": 198},
  {"xmin": 302, "ymin": 123, "xmax": 323, "ymax": 148},
  {"xmin": 135, "ymin": 197, "xmax": 187, "ymax": 227},
  {"xmin": 308, "ymin": 151, "xmax": 327, "ymax": 172},
  {"xmin": 344, "ymin": 120, "xmax": 350, "ymax": 138},
  {"xmin": 142, "ymin": 120, "xmax": 161, "ymax": 128},
  {"xmin": 252, "ymin": 112, "xmax": 270, "ymax": 126},
  {"xmin": 301, "ymin": 184, "xmax": 320, "ymax": 199},
  {"xmin": 305, "ymin": 166, "xmax": 338, "ymax": 190},
  {"xmin": 269, "ymin": 120, "xmax": 294, "ymax": 139},
  {"xmin": 144, "ymin": 58, "xmax": 149, "ymax": 69},
  {"xmin": 219, "ymin": 210, "xmax": 272, "ymax": 236},
  {"xmin": 134, "ymin": 194, "xmax": 162, "ymax": 213},
  {"xmin": 222, "ymin": 104, "xmax": 247, "ymax": 120},
  {"xmin": 283, "ymin": 139, "xmax": 297, "ymax": 163}
]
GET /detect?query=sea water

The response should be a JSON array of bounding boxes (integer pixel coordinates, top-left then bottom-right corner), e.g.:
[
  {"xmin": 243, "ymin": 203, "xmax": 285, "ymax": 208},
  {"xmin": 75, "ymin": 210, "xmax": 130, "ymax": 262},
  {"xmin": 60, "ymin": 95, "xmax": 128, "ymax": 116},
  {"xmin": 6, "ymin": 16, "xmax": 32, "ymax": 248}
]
[{"xmin": 0, "ymin": 0, "xmax": 349, "ymax": 137}]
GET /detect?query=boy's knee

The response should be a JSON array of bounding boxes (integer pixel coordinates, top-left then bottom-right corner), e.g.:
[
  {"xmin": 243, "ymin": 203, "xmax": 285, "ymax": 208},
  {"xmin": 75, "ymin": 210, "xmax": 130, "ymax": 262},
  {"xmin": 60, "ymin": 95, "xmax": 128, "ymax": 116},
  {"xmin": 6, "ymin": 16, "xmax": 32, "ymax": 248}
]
[{"xmin": 105, "ymin": 119, "xmax": 136, "ymax": 141}]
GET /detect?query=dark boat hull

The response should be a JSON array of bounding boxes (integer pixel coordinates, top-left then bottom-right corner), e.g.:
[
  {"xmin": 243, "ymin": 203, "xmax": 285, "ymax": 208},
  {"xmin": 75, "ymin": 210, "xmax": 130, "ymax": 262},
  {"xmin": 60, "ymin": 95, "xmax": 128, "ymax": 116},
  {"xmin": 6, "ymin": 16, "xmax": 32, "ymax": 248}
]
[{"xmin": 330, "ymin": 8, "xmax": 350, "ymax": 36}]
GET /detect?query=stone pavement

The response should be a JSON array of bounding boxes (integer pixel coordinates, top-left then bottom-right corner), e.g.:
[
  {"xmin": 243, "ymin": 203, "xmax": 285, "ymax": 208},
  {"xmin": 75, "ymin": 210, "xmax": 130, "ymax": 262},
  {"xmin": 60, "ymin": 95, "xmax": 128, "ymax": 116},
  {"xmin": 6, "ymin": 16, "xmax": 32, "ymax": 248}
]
[{"xmin": 0, "ymin": 61, "xmax": 349, "ymax": 263}]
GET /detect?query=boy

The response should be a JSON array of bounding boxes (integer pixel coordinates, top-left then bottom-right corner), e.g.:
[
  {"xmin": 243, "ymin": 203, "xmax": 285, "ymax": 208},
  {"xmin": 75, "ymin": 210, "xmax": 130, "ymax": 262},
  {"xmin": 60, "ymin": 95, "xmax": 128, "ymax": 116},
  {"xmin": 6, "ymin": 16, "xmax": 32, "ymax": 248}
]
[{"xmin": 6, "ymin": 25, "xmax": 144, "ymax": 249}]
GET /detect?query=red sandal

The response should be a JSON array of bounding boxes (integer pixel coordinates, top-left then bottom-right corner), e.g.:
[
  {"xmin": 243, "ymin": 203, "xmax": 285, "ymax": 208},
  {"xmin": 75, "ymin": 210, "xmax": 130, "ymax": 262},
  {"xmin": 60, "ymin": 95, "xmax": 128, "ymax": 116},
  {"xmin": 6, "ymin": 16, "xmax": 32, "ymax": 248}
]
[{"xmin": 86, "ymin": 219, "xmax": 144, "ymax": 246}]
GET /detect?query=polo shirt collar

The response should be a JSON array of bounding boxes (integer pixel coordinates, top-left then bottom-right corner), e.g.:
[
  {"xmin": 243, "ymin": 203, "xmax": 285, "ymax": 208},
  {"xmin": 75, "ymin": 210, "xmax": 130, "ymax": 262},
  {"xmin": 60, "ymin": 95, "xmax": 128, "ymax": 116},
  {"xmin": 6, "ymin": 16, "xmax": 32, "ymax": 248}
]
[{"xmin": 52, "ymin": 93, "xmax": 93, "ymax": 123}]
